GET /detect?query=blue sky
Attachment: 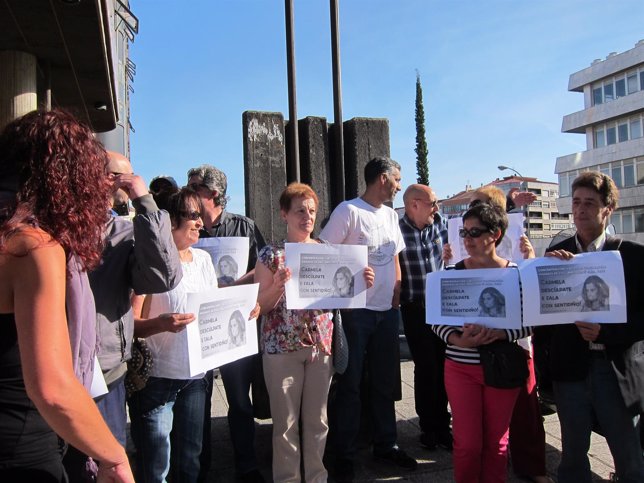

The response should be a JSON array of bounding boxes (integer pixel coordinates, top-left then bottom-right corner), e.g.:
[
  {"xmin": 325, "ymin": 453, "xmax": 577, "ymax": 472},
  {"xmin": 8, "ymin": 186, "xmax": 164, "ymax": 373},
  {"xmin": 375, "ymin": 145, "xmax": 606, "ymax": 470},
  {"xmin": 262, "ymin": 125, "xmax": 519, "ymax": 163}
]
[{"xmin": 130, "ymin": 0, "xmax": 644, "ymax": 213}]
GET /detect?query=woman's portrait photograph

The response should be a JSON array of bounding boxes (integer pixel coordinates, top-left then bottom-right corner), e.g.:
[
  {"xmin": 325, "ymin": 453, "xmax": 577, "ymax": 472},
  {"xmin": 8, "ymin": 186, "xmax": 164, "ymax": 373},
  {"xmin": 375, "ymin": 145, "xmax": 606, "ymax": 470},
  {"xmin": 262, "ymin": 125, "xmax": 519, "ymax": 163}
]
[
  {"xmin": 478, "ymin": 286, "xmax": 506, "ymax": 318},
  {"xmin": 332, "ymin": 266, "xmax": 354, "ymax": 298},
  {"xmin": 581, "ymin": 275, "xmax": 609, "ymax": 312},
  {"xmin": 228, "ymin": 309, "xmax": 247, "ymax": 348},
  {"xmin": 217, "ymin": 254, "xmax": 238, "ymax": 286}
]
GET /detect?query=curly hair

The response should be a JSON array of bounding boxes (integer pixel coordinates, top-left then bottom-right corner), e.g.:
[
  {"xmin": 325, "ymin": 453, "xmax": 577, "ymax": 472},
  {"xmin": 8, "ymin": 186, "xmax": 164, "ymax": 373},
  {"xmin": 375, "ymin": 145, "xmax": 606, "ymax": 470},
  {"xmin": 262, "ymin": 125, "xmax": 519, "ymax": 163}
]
[
  {"xmin": 0, "ymin": 109, "xmax": 110, "ymax": 271},
  {"xmin": 186, "ymin": 164, "xmax": 229, "ymax": 209}
]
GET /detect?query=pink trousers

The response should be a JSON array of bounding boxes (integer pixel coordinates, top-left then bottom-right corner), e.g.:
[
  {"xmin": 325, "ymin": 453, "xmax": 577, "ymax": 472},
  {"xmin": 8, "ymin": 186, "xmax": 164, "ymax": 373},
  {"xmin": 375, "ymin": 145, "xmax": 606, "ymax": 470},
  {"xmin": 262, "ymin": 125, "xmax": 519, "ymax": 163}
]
[{"xmin": 445, "ymin": 359, "xmax": 520, "ymax": 483}]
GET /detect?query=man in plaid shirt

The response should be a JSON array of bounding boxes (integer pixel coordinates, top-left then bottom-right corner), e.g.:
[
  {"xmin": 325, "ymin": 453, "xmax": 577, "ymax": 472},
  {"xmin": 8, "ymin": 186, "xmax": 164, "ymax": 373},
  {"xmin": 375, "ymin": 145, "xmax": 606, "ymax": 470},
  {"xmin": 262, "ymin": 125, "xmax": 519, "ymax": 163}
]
[{"xmin": 398, "ymin": 184, "xmax": 452, "ymax": 451}]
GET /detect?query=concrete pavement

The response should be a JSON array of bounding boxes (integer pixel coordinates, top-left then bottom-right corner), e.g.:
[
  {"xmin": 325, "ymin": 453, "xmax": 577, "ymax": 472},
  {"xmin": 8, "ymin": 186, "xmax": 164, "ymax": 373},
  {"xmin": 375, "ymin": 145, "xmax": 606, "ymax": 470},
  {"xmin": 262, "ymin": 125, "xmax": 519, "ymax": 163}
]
[{"xmin": 200, "ymin": 360, "xmax": 617, "ymax": 482}]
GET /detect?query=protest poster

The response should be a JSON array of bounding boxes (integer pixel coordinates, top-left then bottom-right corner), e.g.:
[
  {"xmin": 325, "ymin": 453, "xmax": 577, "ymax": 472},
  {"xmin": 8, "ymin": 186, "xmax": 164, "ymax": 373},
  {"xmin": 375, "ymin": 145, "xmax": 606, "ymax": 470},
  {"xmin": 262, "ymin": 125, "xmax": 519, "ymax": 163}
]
[
  {"xmin": 447, "ymin": 213, "xmax": 525, "ymax": 264},
  {"xmin": 519, "ymin": 251, "xmax": 626, "ymax": 326},
  {"xmin": 426, "ymin": 268, "xmax": 522, "ymax": 329},
  {"xmin": 193, "ymin": 237, "xmax": 250, "ymax": 285},
  {"xmin": 185, "ymin": 284, "xmax": 259, "ymax": 377},
  {"xmin": 284, "ymin": 243, "xmax": 368, "ymax": 309}
]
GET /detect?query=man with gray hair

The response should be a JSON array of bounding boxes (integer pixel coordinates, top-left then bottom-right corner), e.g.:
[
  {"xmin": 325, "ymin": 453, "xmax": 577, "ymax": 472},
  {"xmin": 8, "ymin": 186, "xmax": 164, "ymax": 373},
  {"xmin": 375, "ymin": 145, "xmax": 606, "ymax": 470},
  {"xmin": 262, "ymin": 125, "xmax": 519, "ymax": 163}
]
[
  {"xmin": 321, "ymin": 156, "xmax": 416, "ymax": 480},
  {"xmin": 187, "ymin": 164, "xmax": 266, "ymax": 483}
]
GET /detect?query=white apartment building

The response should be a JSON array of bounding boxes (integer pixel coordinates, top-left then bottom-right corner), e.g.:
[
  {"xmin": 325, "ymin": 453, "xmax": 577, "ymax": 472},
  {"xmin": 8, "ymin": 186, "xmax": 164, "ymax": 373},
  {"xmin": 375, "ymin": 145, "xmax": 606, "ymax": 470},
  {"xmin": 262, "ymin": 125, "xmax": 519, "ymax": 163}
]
[{"xmin": 555, "ymin": 40, "xmax": 644, "ymax": 243}]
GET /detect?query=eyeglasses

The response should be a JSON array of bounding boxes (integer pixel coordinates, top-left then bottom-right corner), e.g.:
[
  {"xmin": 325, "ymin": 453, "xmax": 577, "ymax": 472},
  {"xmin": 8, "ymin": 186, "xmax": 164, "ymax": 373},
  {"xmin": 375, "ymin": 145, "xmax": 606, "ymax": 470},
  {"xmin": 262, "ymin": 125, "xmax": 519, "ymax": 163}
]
[
  {"xmin": 415, "ymin": 198, "xmax": 438, "ymax": 208},
  {"xmin": 180, "ymin": 210, "xmax": 202, "ymax": 221},
  {"xmin": 458, "ymin": 227, "xmax": 491, "ymax": 239}
]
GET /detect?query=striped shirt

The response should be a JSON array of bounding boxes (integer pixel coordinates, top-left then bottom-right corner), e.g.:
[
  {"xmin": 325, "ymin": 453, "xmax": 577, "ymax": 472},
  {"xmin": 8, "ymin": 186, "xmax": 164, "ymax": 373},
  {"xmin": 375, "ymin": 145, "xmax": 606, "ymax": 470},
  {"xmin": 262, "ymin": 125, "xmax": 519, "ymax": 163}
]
[
  {"xmin": 432, "ymin": 261, "xmax": 531, "ymax": 364},
  {"xmin": 399, "ymin": 213, "xmax": 448, "ymax": 303}
]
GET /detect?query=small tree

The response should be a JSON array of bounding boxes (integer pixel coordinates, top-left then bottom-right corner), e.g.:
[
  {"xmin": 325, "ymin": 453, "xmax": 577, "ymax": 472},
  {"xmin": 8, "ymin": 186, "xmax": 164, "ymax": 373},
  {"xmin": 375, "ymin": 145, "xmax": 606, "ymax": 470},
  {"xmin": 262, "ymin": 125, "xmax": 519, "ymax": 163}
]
[{"xmin": 415, "ymin": 71, "xmax": 429, "ymax": 185}]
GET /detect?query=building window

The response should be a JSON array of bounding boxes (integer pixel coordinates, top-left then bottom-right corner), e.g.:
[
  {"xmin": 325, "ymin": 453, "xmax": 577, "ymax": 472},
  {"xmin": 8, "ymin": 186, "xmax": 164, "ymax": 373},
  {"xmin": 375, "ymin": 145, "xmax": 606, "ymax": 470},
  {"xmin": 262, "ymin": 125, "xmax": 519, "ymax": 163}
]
[
  {"xmin": 612, "ymin": 165, "xmax": 623, "ymax": 187},
  {"xmin": 641, "ymin": 71, "xmax": 644, "ymax": 91},
  {"xmin": 638, "ymin": 158, "xmax": 644, "ymax": 185},
  {"xmin": 624, "ymin": 160, "xmax": 636, "ymax": 187},
  {"xmin": 636, "ymin": 209, "xmax": 644, "ymax": 232},
  {"xmin": 616, "ymin": 78, "xmax": 626, "ymax": 98},
  {"xmin": 628, "ymin": 71, "xmax": 639, "ymax": 94},
  {"xmin": 542, "ymin": 190, "xmax": 549, "ymax": 197},
  {"xmin": 542, "ymin": 201, "xmax": 550, "ymax": 208},
  {"xmin": 618, "ymin": 122, "xmax": 629, "ymax": 142},
  {"xmin": 593, "ymin": 86, "xmax": 603, "ymax": 105},
  {"xmin": 631, "ymin": 118, "xmax": 642, "ymax": 139},
  {"xmin": 604, "ymin": 82, "xmax": 615, "ymax": 102},
  {"xmin": 595, "ymin": 128, "xmax": 605, "ymax": 148},
  {"xmin": 607, "ymin": 126, "xmax": 617, "ymax": 145}
]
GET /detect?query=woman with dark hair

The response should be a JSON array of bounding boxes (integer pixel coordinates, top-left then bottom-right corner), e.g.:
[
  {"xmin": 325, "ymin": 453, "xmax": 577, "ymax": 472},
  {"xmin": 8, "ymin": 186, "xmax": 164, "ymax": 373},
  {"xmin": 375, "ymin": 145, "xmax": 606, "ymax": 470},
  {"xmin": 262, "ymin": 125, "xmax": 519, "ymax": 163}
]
[
  {"xmin": 581, "ymin": 275, "xmax": 609, "ymax": 312},
  {"xmin": 0, "ymin": 110, "xmax": 134, "ymax": 482},
  {"xmin": 478, "ymin": 287, "xmax": 506, "ymax": 317},
  {"xmin": 332, "ymin": 265, "xmax": 354, "ymax": 297},
  {"xmin": 432, "ymin": 203, "xmax": 531, "ymax": 483},
  {"xmin": 130, "ymin": 187, "xmax": 260, "ymax": 483},
  {"xmin": 256, "ymin": 182, "xmax": 373, "ymax": 483}
]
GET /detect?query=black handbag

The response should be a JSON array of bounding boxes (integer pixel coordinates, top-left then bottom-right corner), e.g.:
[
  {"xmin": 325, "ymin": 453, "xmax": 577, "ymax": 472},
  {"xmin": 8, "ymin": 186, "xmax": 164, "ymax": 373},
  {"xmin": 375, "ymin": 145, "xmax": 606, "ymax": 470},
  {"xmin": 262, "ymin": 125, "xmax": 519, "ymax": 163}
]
[
  {"xmin": 332, "ymin": 310, "xmax": 349, "ymax": 374},
  {"xmin": 478, "ymin": 340, "xmax": 528, "ymax": 389},
  {"xmin": 125, "ymin": 338, "xmax": 153, "ymax": 397}
]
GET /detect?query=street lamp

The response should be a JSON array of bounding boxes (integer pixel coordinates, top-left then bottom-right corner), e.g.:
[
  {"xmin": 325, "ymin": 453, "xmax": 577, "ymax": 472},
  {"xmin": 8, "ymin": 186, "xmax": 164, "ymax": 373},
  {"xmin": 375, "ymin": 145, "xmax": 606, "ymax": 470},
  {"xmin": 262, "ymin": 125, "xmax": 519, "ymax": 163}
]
[{"xmin": 498, "ymin": 165, "xmax": 531, "ymax": 239}]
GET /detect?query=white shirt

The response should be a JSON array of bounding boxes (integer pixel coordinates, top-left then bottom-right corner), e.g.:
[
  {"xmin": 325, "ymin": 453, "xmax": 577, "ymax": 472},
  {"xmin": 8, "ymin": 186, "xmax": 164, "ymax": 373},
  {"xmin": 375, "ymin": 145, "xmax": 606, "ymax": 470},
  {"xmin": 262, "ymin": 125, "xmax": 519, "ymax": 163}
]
[
  {"xmin": 146, "ymin": 247, "xmax": 218, "ymax": 379},
  {"xmin": 320, "ymin": 197, "xmax": 405, "ymax": 311}
]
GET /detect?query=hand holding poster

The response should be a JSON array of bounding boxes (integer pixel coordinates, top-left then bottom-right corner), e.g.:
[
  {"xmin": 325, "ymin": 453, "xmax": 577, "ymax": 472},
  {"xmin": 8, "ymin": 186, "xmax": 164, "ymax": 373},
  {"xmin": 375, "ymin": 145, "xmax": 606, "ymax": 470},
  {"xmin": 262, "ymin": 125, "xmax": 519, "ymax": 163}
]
[
  {"xmin": 426, "ymin": 268, "xmax": 522, "ymax": 329},
  {"xmin": 193, "ymin": 237, "xmax": 250, "ymax": 285},
  {"xmin": 447, "ymin": 213, "xmax": 525, "ymax": 264},
  {"xmin": 185, "ymin": 283, "xmax": 259, "ymax": 376},
  {"xmin": 519, "ymin": 251, "xmax": 626, "ymax": 326},
  {"xmin": 284, "ymin": 243, "xmax": 368, "ymax": 309}
]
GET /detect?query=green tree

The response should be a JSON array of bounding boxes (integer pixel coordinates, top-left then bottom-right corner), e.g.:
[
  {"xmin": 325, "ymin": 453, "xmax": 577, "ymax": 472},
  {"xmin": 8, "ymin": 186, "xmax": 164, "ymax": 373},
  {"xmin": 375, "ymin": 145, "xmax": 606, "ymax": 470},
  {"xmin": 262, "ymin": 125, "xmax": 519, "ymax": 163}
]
[{"xmin": 415, "ymin": 71, "xmax": 429, "ymax": 185}]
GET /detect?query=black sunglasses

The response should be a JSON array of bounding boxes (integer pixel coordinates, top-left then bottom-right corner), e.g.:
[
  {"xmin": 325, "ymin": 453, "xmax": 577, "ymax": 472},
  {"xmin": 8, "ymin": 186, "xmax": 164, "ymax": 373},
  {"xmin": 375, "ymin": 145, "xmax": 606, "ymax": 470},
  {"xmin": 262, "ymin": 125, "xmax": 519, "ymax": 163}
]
[
  {"xmin": 459, "ymin": 227, "xmax": 491, "ymax": 239},
  {"xmin": 180, "ymin": 210, "xmax": 202, "ymax": 221}
]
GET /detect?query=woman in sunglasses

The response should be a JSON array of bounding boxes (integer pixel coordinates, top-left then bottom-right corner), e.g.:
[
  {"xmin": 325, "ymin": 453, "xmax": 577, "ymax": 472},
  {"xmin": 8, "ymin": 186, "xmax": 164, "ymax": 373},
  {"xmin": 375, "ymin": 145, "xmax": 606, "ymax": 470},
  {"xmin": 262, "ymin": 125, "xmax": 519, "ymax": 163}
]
[
  {"xmin": 129, "ymin": 187, "xmax": 259, "ymax": 483},
  {"xmin": 432, "ymin": 203, "xmax": 531, "ymax": 483}
]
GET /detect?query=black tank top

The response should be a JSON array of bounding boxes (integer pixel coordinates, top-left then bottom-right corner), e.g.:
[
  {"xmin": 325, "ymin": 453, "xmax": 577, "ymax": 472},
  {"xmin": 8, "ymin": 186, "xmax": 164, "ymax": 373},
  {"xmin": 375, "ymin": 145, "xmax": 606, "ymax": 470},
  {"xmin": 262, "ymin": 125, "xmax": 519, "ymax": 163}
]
[{"xmin": 0, "ymin": 313, "xmax": 66, "ymax": 482}]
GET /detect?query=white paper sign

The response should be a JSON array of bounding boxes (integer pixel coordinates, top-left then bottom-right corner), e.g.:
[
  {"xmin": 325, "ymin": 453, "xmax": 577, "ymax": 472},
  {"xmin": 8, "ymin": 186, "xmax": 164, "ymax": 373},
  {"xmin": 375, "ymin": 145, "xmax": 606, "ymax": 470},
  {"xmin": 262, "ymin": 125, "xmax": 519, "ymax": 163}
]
[
  {"xmin": 426, "ymin": 268, "xmax": 522, "ymax": 329},
  {"xmin": 519, "ymin": 251, "xmax": 626, "ymax": 326},
  {"xmin": 194, "ymin": 237, "xmax": 250, "ymax": 285},
  {"xmin": 447, "ymin": 213, "xmax": 525, "ymax": 264},
  {"xmin": 185, "ymin": 284, "xmax": 259, "ymax": 376},
  {"xmin": 89, "ymin": 355, "xmax": 108, "ymax": 398},
  {"xmin": 284, "ymin": 243, "xmax": 368, "ymax": 309}
]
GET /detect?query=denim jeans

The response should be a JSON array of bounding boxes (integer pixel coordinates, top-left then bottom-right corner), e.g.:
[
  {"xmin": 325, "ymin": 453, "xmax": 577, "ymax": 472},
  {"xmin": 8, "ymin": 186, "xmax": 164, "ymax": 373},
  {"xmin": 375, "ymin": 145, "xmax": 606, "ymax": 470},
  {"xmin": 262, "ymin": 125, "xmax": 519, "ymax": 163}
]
[
  {"xmin": 129, "ymin": 376, "xmax": 208, "ymax": 483},
  {"xmin": 332, "ymin": 308, "xmax": 400, "ymax": 458},
  {"xmin": 96, "ymin": 374, "xmax": 127, "ymax": 446},
  {"xmin": 554, "ymin": 356, "xmax": 644, "ymax": 483}
]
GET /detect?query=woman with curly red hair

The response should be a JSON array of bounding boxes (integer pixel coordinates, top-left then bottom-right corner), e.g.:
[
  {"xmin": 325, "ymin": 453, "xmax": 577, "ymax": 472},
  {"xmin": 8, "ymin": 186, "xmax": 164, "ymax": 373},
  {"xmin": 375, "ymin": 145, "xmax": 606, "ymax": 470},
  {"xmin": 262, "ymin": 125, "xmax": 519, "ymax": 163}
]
[{"xmin": 0, "ymin": 110, "xmax": 134, "ymax": 483}]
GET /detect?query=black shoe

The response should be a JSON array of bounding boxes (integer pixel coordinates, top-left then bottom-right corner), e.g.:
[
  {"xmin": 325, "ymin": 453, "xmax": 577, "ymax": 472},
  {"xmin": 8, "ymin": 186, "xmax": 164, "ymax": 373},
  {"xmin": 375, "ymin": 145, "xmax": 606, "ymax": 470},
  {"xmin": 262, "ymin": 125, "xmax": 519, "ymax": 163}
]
[
  {"xmin": 237, "ymin": 469, "xmax": 266, "ymax": 483},
  {"xmin": 419, "ymin": 432, "xmax": 437, "ymax": 450},
  {"xmin": 374, "ymin": 446, "xmax": 418, "ymax": 470},
  {"xmin": 334, "ymin": 458, "xmax": 355, "ymax": 482},
  {"xmin": 420, "ymin": 431, "xmax": 453, "ymax": 451},
  {"xmin": 436, "ymin": 430, "xmax": 453, "ymax": 451}
]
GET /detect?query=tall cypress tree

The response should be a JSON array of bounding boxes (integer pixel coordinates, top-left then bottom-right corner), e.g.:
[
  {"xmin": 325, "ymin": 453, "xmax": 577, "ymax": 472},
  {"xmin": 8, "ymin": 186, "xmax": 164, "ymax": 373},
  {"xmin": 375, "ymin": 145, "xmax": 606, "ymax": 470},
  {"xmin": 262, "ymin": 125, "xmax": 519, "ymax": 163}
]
[{"xmin": 415, "ymin": 71, "xmax": 429, "ymax": 185}]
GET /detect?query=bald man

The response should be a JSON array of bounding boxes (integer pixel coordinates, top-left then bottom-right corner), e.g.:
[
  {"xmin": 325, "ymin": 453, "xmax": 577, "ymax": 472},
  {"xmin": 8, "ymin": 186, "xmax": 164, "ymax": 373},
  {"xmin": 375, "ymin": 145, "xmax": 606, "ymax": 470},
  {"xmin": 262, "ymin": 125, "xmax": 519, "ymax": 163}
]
[
  {"xmin": 64, "ymin": 151, "xmax": 182, "ymax": 481},
  {"xmin": 398, "ymin": 184, "xmax": 452, "ymax": 451}
]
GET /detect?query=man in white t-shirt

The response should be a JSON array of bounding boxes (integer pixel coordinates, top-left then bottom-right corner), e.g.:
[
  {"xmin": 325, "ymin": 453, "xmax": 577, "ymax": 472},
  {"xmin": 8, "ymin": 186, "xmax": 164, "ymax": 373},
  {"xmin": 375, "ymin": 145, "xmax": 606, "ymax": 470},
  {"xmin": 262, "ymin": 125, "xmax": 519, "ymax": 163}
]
[{"xmin": 320, "ymin": 157, "xmax": 417, "ymax": 480}]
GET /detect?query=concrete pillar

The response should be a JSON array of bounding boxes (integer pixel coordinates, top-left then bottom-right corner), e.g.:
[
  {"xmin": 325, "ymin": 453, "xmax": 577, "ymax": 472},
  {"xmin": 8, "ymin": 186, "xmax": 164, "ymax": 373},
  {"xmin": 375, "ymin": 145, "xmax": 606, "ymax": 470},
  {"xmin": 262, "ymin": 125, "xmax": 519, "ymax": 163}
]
[
  {"xmin": 298, "ymin": 116, "xmax": 332, "ymax": 231},
  {"xmin": 0, "ymin": 51, "xmax": 37, "ymax": 130},
  {"xmin": 343, "ymin": 117, "xmax": 390, "ymax": 198},
  {"xmin": 243, "ymin": 111, "xmax": 288, "ymax": 244}
]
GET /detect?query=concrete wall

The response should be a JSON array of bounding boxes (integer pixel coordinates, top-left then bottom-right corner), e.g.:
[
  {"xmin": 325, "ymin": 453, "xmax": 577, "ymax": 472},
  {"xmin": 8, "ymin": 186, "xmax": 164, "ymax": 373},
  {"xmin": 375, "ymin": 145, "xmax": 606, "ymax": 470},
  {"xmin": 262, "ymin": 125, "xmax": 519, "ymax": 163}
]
[
  {"xmin": 243, "ymin": 113, "xmax": 392, "ymax": 243},
  {"xmin": 242, "ymin": 111, "xmax": 287, "ymax": 244}
]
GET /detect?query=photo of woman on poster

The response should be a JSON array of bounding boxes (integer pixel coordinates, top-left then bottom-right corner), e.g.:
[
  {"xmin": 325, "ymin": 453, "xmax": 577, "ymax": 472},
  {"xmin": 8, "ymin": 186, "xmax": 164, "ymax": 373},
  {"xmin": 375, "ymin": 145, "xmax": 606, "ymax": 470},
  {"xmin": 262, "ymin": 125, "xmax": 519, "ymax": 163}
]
[
  {"xmin": 228, "ymin": 309, "xmax": 247, "ymax": 347},
  {"xmin": 581, "ymin": 275, "xmax": 609, "ymax": 312},
  {"xmin": 332, "ymin": 266, "xmax": 354, "ymax": 298},
  {"xmin": 217, "ymin": 254, "xmax": 238, "ymax": 286},
  {"xmin": 478, "ymin": 286, "xmax": 506, "ymax": 318}
]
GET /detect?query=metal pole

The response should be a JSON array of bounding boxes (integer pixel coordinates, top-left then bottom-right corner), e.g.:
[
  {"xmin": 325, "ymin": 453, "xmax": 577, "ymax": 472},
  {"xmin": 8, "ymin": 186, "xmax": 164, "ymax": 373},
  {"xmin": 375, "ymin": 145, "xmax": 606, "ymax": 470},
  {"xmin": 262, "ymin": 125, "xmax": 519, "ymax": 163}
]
[
  {"xmin": 498, "ymin": 165, "xmax": 531, "ymax": 239},
  {"xmin": 330, "ymin": 0, "xmax": 345, "ymax": 203},
  {"xmin": 284, "ymin": 0, "xmax": 300, "ymax": 182}
]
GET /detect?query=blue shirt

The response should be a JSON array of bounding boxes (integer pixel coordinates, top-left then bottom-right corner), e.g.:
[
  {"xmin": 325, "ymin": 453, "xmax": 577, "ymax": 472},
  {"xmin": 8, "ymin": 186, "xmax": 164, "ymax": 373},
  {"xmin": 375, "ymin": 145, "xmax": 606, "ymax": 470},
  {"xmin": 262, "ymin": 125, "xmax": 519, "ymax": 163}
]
[{"xmin": 398, "ymin": 212, "xmax": 448, "ymax": 304}]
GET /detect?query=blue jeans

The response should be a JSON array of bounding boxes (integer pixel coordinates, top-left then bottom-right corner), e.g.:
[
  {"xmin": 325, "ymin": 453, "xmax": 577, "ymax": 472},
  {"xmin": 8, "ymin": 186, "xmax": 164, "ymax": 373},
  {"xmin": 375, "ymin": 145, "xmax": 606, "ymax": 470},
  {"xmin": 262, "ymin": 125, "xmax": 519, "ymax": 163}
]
[
  {"xmin": 332, "ymin": 308, "xmax": 400, "ymax": 458},
  {"xmin": 129, "ymin": 376, "xmax": 208, "ymax": 483},
  {"xmin": 219, "ymin": 355, "xmax": 259, "ymax": 473},
  {"xmin": 96, "ymin": 374, "xmax": 127, "ymax": 446},
  {"xmin": 554, "ymin": 356, "xmax": 644, "ymax": 483}
]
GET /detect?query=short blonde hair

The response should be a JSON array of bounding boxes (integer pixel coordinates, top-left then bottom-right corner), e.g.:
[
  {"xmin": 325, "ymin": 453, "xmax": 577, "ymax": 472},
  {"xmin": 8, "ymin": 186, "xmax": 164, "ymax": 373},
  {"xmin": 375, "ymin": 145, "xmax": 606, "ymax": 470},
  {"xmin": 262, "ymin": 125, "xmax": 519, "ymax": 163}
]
[{"xmin": 471, "ymin": 186, "xmax": 507, "ymax": 211}]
